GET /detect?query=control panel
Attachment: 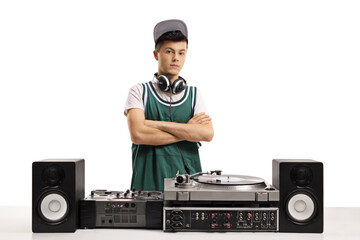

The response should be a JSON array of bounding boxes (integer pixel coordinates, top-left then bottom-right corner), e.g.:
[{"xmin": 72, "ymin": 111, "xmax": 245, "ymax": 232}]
[{"xmin": 163, "ymin": 207, "xmax": 278, "ymax": 231}]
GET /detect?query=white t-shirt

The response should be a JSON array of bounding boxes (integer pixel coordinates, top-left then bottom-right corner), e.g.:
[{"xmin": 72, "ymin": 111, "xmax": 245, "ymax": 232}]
[{"xmin": 124, "ymin": 77, "xmax": 208, "ymax": 116}]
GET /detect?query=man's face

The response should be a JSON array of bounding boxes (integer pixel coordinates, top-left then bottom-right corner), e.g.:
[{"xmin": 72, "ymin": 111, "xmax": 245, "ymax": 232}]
[{"xmin": 154, "ymin": 40, "xmax": 187, "ymax": 80}]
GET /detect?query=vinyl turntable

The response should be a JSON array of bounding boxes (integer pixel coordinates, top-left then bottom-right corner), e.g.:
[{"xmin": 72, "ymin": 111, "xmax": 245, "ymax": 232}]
[{"xmin": 163, "ymin": 171, "xmax": 279, "ymax": 232}]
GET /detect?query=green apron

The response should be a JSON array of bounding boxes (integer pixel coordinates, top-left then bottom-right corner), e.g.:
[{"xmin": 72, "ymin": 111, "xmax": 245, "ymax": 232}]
[{"xmin": 130, "ymin": 81, "xmax": 202, "ymax": 191}]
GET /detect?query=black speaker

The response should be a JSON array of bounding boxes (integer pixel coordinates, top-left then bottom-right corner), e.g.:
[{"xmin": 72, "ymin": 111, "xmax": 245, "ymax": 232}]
[
  {"xmin": 32, "ymin": 159, "xmax": 85, "ymax": 233},
  {"xmin": 272, "ymin": 159, "xmax": 323, "ymax": 233}
]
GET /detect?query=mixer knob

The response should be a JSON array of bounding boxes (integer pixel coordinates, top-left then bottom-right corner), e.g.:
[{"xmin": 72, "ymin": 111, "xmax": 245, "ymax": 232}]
[
  {"xmin": 126, "ymin": 189, "xmax": 130, "ymax": 194},
  {"xmin": 224, "ymin": 223, "xmax": 231, "ymax": 229}
]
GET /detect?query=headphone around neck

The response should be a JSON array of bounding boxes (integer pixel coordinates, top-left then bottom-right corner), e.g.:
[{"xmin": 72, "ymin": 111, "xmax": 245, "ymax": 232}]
[{"xmin": 154, "ymin": 73, "xmax": 187, "ymax": 94}]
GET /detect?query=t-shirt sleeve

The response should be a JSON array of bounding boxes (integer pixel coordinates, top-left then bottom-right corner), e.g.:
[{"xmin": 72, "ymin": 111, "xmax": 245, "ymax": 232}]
[
  {"xmin": 193, "ymin": 88, "xmax": 208, "ymax": 115},
  {"xmin": 124, "ymin": 83, "xmax": 144, "ymax": 116}
]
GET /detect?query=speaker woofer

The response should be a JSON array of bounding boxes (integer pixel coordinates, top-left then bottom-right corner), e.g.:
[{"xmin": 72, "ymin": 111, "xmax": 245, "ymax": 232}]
[
  {"xmin": 38, "ymin": 191, "xmax": 70, "ymax": 224},
  {"xmin": 286, "ymin": 191, "xmax": 317, "ymax": 223}
]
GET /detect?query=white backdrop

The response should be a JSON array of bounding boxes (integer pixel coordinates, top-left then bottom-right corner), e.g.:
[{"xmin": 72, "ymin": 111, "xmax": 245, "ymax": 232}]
[{"xmin": 1, "ymin": 0, "xmax": 359, "ymax": 206}]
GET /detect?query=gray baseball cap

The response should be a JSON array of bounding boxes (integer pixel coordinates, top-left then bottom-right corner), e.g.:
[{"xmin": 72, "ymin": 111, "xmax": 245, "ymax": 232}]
[{"xmin": 153, "ymin": 19, "xmax": 188, "ymax": 44}]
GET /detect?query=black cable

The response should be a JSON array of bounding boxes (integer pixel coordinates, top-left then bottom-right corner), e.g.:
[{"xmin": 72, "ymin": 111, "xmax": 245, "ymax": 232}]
[{"xmin": 170, "ymin": 91, "xmax": 190, "ymax": 174}]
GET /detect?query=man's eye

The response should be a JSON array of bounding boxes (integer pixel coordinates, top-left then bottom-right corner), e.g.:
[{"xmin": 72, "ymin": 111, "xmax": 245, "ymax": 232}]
[{"xmin": 166, "ymin": 50, "xmax": 172, "ymax": 54}]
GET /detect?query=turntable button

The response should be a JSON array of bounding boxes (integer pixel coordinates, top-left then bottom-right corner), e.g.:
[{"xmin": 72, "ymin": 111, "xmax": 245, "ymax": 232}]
[{"xmin": 256, "ymin": 192, "xmax": 268, "ymax": 201}]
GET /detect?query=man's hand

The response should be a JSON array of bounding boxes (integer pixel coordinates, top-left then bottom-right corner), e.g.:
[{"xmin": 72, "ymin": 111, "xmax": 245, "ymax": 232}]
[{"xmin": 187, "ymin": 112, "xmax": 212, "ymax": 125}]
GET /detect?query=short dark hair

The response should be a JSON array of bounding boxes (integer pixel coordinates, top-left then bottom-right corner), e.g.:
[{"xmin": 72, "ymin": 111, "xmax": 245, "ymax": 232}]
[{"xmin": 155, "ymin": 31, "xmax": 188, "ymax": 51}]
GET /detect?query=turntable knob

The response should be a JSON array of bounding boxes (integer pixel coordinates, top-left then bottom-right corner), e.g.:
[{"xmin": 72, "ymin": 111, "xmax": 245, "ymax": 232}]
[{"xmin": 176, "ymin": 175, "xmax": 186, "ymax": 184}]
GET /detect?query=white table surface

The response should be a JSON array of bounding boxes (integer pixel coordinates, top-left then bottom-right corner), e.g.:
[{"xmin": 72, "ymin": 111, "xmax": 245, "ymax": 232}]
[{"xmin": 1, "ymin": 206, "xmax": 359, "ymax": 240}]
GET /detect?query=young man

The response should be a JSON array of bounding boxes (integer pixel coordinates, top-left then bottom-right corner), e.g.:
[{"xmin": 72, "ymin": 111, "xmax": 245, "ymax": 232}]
[{"xmin": 124, "ymin": 19, "xmax": 214, "ymax": 191}]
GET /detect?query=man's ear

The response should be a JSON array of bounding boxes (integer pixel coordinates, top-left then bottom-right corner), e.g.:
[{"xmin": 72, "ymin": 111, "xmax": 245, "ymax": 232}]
[{"xmin": 153, "ymin": 50, "xmax": 159, "ymax": 61}]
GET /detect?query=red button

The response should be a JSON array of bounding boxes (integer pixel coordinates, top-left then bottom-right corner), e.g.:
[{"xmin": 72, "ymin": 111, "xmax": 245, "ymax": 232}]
[
  {"xmin": 247, "ymin": 213, "xmax": 252, "ymax": 218},
  {"xmin": 211, "ymin": 213, "xmax": 216, "ymax": 218},
  {"xmin": 227, "ymin": 213, "xmax": 231, "ymax": 218},
  {"xmin": 211, "ymin": 224, "xmax": 215, "ymax": 229}
]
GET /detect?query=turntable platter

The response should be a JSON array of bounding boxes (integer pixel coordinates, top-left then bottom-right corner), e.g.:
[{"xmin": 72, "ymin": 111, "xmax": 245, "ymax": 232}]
[{"xmin": 194, "ymin": 174, "xmax": 266, "ymax": 186}]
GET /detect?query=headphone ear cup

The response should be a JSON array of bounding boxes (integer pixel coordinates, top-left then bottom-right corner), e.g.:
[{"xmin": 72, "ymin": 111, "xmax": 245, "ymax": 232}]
[
  {"xmin": 157, "ymin": 75, "xmax": 171, "ymax": 92},
  {"xmin": 172, "ymin": 77, "xmax": 187, "ymax": 94}
]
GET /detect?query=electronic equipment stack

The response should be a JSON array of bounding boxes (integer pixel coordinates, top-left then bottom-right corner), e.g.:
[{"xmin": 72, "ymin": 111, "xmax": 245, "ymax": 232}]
[{"xmin": 32, "ymin": 159, "xmax": 323, "ymax": 234}]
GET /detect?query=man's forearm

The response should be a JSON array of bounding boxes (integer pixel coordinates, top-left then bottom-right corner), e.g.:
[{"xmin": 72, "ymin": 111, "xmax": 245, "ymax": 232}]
[
  {"xmin": 131, "ymin": 125, "xmax": 184, "ymax": 146},
  {"xmin": 127, "ymin": 108, "xmax": 184, "ymax": 146},
  {"xmin": 146, "ymin": 120, "xmax": 214, "ymax": 142}
]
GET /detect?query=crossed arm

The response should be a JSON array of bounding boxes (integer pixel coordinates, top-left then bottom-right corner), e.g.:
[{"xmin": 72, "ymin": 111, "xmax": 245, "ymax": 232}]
[{"xmin": 127, "ymin": 108, "xmax": 214, "ymax": 146}]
